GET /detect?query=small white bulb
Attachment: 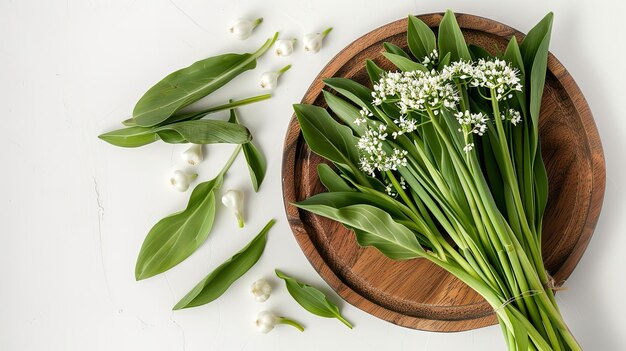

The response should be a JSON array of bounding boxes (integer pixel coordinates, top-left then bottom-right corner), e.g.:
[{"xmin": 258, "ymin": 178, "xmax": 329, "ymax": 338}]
[
  {"xmin": 221, "ymin": 189, "xmax": 245, "ymax": 228},
  {"xmin": 256, "ymin": 311, "xmax": 279, "ymax": 334},
  {"xmin": 169, "ymin": 170, "xmax": 197, "ymax": 192},
  {"xmin": 255, "ymin": 311, "xmax": 304, "ymax": 334},
  {"xmin": 229, "ymin": 18, "xmax": 263, "ymax": 40},
  {"xmin": 274, "ymin": 39, "xmax": 296, "ymax": 57},
  {"xmin": 251, "ymin": 279, "xmax": 272, "ymax": 302},
  {"xmin": 260, "ymin": 64, "xmax": 291, "ymax": 90},
  {"xmin": 181, "ymin": 144, "xmax": 203, "ymax": 166},
  {"xmin": 303, "ymin": 27, "xmax": 332, "ymax": 53}
]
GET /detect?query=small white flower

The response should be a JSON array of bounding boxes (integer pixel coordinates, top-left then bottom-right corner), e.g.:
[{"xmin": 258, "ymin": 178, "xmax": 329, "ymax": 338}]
[
  {"xmin": 255, "ymin": 311, "xmax": 304, "ymax": 333},
  {"xmin": 169, "ymin": 170, "xmax": 197, "ymax": 192},
  {"xmin": 222, "ymin": 189, "xmax": 245, "ymax": 228},
  {"xmin": 303, "ymin": 27, "xmax": 332, "ymax": 53},
  {"xmin": 507, "ymin": 109, "xmax": 522, "ymax": 126},
  {"xmin": 463, "ymin": 143, "xmax": 475, "ymax": 153},
  {"xmin": 250, "ymin": 279, "xmax": 272, "ymax": 302},
  {"xmin": 274, "ymin": 39, "xmax": 296, "ymax": 57},
  {"xmin": 181, "ymin": 144, "xmax": 203, "ymax": 166},
  {"xmin": 260, "ymin": 64, "xmax": 291, "ymax": 90},
  {"xmin": 229, "ymin": 18, "xmax": 263, "ymax": 40}
]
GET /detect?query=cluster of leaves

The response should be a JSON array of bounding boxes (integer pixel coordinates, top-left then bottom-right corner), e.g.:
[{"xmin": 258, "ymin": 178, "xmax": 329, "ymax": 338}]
[
  {"xmin": 100, "ymin": 35, "xmax": 274, "ymax": 282},
  {"xmin": 293, "ymin": 10, "xmax": 580, "ymax": 351}
]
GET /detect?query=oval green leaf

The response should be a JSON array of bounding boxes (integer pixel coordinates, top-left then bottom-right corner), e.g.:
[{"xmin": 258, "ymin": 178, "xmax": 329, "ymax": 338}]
[
  {"xmin": 135, "ymin": 176, "xmax": 223, "ymax": 280},
  {"xmin": 132, "ymin": 34, "xmax": 277, "ymax": 127},
  {"xmin": 438, "ymin": 10, "xmax": 471, "ymax": 62},
  {"xmin": 275, "ymin": 269, "xmax": 353, "ymax": 329},
  {"xmin": 153, "ymin": 120, "xmax": 252, "ymax": 145},
  {"xmin": 173, "ymin": 219, "xmax": 275, "ymax": 310},
  {"xmin": 407, "ymin": 15, "xmax": 436, "ymax": 59}
]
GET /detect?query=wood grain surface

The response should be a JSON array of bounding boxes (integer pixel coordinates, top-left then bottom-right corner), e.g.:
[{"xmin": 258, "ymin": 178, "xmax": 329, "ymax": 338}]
[{"xmin": 281, "ymin": 13, "xmax": 606, "ymax": 332}]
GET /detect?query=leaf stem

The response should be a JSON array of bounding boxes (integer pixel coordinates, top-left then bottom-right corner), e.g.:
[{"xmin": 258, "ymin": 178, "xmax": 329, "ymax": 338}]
[
  {"xmin": 279, "ymin": 317, "xmax": 305, "ymax": 332},
  {"xmin": 218, "ymin": 145, "xmax": 243, "ymax": 179},
  {"xmin": 321, "ymin": 27, "xmax": 333, "ymax": 38},
  {"xmin": 335, "ymin": 314, "xmax": 353, "ymax": 329}
]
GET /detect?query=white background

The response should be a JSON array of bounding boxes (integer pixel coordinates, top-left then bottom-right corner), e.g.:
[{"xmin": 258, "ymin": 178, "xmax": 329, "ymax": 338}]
[{"xmin": 2, "ymin": 0, "xmax": 625, "ymax": 350}]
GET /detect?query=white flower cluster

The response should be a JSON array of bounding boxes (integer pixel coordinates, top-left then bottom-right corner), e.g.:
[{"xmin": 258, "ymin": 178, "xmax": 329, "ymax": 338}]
[
  {"xmin": 357, "ymin": 124, "xmax": 408, "ymax": 175},
  {"xmin": 506, "ymin": 108, "xmax": 522, "ymax": 126},
  {"xmin": 441, "ymin": 60, "xmax": 475, "ymax": 81},
  {"xmin": 372, "ymin": 70, "xmax": 459, "ymax": 114},
  {"xmin": 354, "ymin": 107, "xmax": 372, "ymax": 126},
  {"xmin": 422, "ymin": 49, "xmax": 439, "ymax": 67},
  {"xmin": 392, "ymin": 115, "xmax": 419, "ymax": 138},
  {"xmin": 383, "ymin": 177, "xmax": 407, "ymax": 196},
  {"xmin": 455, "ymin": 110, "xmax": 489, "ymax": 136},
  {"xmin": 470, "ymin": 58, "xmax": 522, "ymax": 101}
]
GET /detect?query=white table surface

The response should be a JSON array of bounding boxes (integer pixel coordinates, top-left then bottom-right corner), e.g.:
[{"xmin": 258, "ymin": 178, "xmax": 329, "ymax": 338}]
[{"xmin": 2, "ymin": 0, "xmax": 625, "ymax": 350}]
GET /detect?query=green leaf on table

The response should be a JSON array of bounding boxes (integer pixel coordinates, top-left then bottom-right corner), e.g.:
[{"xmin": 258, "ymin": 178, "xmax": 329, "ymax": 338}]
[
  {"xmin": 275, "ymin": 269, "xmax": 353, "ymax": 329},
  {"xmin": 131, "ymin": 33, "xmax": 277, "ymax": 127},
  {"xmin": 293, "ymin": 104, "xmax": 360, "ymax": 171},
  {"xmin": 135, "ymin": 176, "xmax": 224, "ymax": 280},
  {"xmin": 382, "ymin": 52, "xmax": 427, "ymax": 72},
  {"xmin": 153, "ymin": 120, "xmax": 252, "ymax": 144},
  {"xmin": 99, "ymin": 120, "xmax": 251, "ymax": 147},
  {"xmin": 292, "ymin": 203, "xmax": 423, "ymax": 260},
  {"xmin": 438, "ymin": 10, "xmax": 471, "ymax": 62},
  {"xmin": 98, "ymin": 126, "xmax": 160, "ymax": 148},
  {"xmin": 173, "ymin": 219, "xmax": 275, "ymax": 310},
  {"xmin": 228, "ymin": 106, "xmax": 267, "ymax": 192},
  {"xmin": 407, "ymin": 15, "xmax": 436, "ymax": 59},
  {"xmin": 383, "ymin": 42, "xmax": 410, "ymax": 59}
]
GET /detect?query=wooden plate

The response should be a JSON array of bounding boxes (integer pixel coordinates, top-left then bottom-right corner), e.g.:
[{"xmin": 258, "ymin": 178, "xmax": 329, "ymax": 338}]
[{"xmin": 281, "ymin": 13, "xmax": 605, "ymax": 332}]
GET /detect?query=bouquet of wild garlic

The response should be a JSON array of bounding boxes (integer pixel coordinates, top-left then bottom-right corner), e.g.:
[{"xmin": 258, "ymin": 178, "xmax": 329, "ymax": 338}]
[{"xmin": 293, "ymin": 10, "xmax": 580, "ymax": 350}]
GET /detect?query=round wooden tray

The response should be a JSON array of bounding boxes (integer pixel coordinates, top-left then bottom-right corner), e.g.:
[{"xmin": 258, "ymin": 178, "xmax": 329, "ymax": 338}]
[{"xmin": 282, "ymin": 13, "xmax": 605, "ymax": 332}]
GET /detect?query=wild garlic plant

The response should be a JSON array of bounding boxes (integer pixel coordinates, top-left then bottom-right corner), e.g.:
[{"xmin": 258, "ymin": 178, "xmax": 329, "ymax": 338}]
[{"xmin": 294, "ymin": 11, "xmax": 581, "ymax": 351}]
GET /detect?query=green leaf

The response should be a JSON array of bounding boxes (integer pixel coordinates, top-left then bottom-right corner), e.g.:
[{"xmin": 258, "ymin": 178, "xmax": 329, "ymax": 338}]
[
  {"xmin": 438, "ymin": 10, "xmax": 471, "ymax": 62},
  {"xmin": 154, "ymin": 93, "xmax": 272, "ymax": 126},
  {"xmin": 365, "ymin": 59, "xmax": 384, "ymax": 85},
  {"xmin": 292, "ymin": 203, "xmax": 423, "ymax": 260},
  {"xmin": 173, "ymin": 219, "xmax": 275, "ymax": 309},
  {"xmin": 383, "ymin": 42, "xmax": 410, "ymax": 59},
  {"xmin": 242, "ymin": 143, "xmax": 266, "ymax": 192},
  {"xmin": 99, "ymin": 120, "xmax": 251, "ymax": 147},
  {"xmin": 295, "ymin": 191, "xmax": 409, "ymax": 220},
  {"xmin": 382, "ymin": 52, "xmax": 427, "ymax": 72},
  {"xmin": 407, "ymin": 15, "xmax": 436, "ymax": 59},
  {"xmin": 98, "ymin": 126, "xmax": 160, "ymax": 148},
  {"xmin": 519, "ymin": 13, "xmax": 553, "ymax": 75},
  {"xmin": 468, "ymin": 44, "xmax": 493, "ymax": 60},
  {"xmin": 275, "ymin": 269, "xmax": 353, "ymax": 329},
  {"xmin": 228, "ymin": 107, "xmax": 267, "ymax": 191},
  {"xmin": 322, "ymin": 77, "xmax": 374, "ymax": 110},
  {"xmin": 132, "ymin": 34, "xmax": 277, "ymax": 127},
  {"xmin": 135, "ymin": 176, "xmax": 224, "ymax": 280},
  {"xmin": 323, "ymin": 90, "xmax": 368, "ymax": 135},
  {"xmin": 293, "ymin": 104, "xmax": 360, "ymax": 171},
  {"xmin": 153, "ymin": 120, "xmax": 252, "ymax": 144},
  {"xmin": 317, "ymin": 164, "xmax": 353, "ymax": 192},
  {"xmin": 437, "ymin": 52, "xmax": 451, "ymax": 70}
]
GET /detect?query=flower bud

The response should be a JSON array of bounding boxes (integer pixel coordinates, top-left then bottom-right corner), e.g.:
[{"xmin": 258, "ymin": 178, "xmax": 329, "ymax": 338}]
[
  {"xmin": 169, "ymin": 170, "xmax": 197, "ymax": 192},
  {"xmin": 251, "ymin": 279, "xmax": 272, "ymax": 302},
  {"xmin": 255, "ymin": 311, "xmax": 304, "ymax": 334},
  {"xmin": 260, "ymin": 65, "xmax": 291, "ymax": 90},
  {"xmin": 303, "ymin": 27, "xmax": 332, "ymax": 53},
  {"xmin": 229, "ymin": 18, "xmax": 263, "ymax": 40},
  {"xmin": 181, "ymin": 144, "xmax": 203, "ymax": 166},
  {"xmin": 274, "ymin": 39, "xmax": 296, "ymax": 57},
  {"xmin": 221, "ymin": 189, "xmax": 245, "ymax": 228}
]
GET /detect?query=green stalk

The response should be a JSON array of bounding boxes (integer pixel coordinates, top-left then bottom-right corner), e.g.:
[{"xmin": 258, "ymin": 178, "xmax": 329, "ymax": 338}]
[{"xmin": 217, "ymin": 144, "xmax": 243, "ymax": 178}]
